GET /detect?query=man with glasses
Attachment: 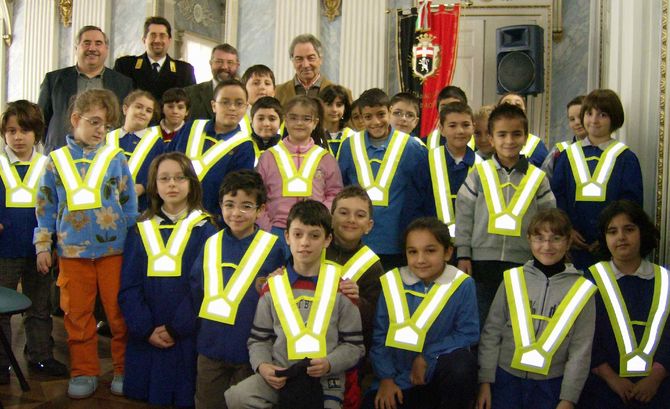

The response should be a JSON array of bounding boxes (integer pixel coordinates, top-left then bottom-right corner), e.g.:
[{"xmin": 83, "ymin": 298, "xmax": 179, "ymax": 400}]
[
  {"xmin": 275, "ymin": 34, "xmax": 351, "ymax": 105},
  {"xmin": 38, "ymin": 25, "xmax": 133, "ymax": 153},
  {"xmin": 114, "ymin": 16, "xmax": 196, "ymax": 102},
  {"xmin": 185, "ymin": 43, "xmax": 240, "ymax": 120}
]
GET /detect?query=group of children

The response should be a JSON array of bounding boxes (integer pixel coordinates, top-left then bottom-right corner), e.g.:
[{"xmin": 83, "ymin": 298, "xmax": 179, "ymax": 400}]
[{"xmin": 0, "ymin": 68, "xmax": 666, "ymax": 409}]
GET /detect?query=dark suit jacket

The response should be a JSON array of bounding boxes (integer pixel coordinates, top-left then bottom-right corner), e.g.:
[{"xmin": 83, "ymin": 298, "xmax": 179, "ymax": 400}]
[
  {"xmin": 275, "ymin": 76, "xmax": 352, "ymax": 105},
  {"xmin": 37, "ymin": 66, "xmax": 133, "ymax": 153},
  {"xmin": 184, "ymin": 80, "xmax": 214, "ymax": 120},
  {"xmin": 113, "ymin": 53, "xmax": 196, "ymax": 101}
]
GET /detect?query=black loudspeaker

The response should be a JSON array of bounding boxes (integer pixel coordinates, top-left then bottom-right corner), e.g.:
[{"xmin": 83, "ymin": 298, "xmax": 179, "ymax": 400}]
[{"xmin": 496, "ymin": 25, "xmax": 544, "ymax": 95}]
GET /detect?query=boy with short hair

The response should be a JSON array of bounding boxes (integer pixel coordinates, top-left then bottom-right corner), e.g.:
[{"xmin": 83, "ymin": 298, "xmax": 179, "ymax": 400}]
[
  {"xmin": 337, "ymin": 88, "xmax": 431, "ymax": 271},
  {"xmin": 455, "ymin": 103, "xmax": 555, "ymax": 321},
  {"xmin": 190, "ymin": 169, "xmax": 285, "ymax": 409},
  {"xmin": 159, "ymin": 87, "xmax": 190, "ymax": 143},
  {"xmin": 541, "ymin": 95, "xmax": 587, "ymax": 181},
  {"xmin": 225, "ymin": 200, "xmax": 365, "ymax": 409},
  {"xmin": 250, "ymin": 96, "xmax": 283, "ymax": 155},
  {"xmin": 426, "ymin": 85, "xmax": 471, "ymax": 149},
  {"xmin": 428, "ymin": 102, "xmax": 481, "ymax": 236},
  {"xmin": 473, "ymin": 104, "xmax": 495, "ymax": 160},
  {"xmin": 389, "ymin": 92, "xmax": 420, "ymax": 136},
  {"xmin": 241, "ymin": 65, "xmax": 277, "ymax": 136},
  {"xmin": 167, "ymin": 79, "xmax": 255, "ymax": 217}
]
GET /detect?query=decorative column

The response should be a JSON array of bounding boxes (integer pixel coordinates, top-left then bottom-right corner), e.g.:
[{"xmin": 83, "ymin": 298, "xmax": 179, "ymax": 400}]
[
  {"xmin": 273, "ymin": 0, "xmax": 319, "ymax": 84},
  {"xmin": 338, "ymin": 0, "xmax": 386, "ymax": 98},
  {"xmin": 71, "ymin": 0, "xmax": 111, "ymax": 64},
  {"xmin": 21, "ymin": 0, "xmax": 58, "ymax": 102}
]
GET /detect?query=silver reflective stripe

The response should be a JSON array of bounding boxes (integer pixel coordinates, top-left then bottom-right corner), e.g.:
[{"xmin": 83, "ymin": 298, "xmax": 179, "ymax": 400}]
[
  {"xmin": 511, "ymin": 167, "xmax": 543, "ymax": 217},
  {"xmin": 481, "ymin": 161, "xmax": 503, "ymax": 213},
  {"xmin": 270, "ymin": 275, "xmax": 302, "ymax": 336}
]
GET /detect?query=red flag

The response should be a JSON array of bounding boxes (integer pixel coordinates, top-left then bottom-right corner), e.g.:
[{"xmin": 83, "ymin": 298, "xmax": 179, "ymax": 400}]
[{"xmin": 418, "ymin": 4, "xmax": 461, "ymax": 138}]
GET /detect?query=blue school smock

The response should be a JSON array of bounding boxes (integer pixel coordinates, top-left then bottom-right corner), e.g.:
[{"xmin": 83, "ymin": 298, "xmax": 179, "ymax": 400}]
[{"xmin": 115, "ymin": 130, "xmax": 164, "ymax": 211}]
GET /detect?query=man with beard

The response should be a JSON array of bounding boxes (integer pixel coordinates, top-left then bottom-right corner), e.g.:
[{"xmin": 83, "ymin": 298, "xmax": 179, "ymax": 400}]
[
  {"xmin": 114, "ymin": 16, "xmax": 196, "ymax": 102},
  {"xmin": 38, "ymin": 25, "xmax": 133, "ymax": 153},
  {"xmin": 184, "ymin": 43, "xmax": 240, "ymax": 120},
  {"xmin": 275, "ymin": 34, "xmax": 351, "ymax": 105}
]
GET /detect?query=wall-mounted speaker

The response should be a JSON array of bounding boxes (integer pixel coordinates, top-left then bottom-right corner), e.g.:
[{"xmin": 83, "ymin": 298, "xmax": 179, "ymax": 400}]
[{"xmin": 496, "ymin": 25, "xmax": 544, "ymax": 95}]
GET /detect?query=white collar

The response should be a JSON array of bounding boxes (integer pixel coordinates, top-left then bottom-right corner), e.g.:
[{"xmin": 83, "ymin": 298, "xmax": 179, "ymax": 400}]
[
  {"xmin": 398, "ymin": 264, "xmax": 461, "ymax": 286},
  {"xmin": 611, "ymin": 259, "xmax": 655, "ymax": 280},
  {"xmin": 148, "ymin": 55, "xmax": 167, "ymax": 69},
  {"xmin": 4, "ymin": 146, "xmax": 35, "ymax": 163}
]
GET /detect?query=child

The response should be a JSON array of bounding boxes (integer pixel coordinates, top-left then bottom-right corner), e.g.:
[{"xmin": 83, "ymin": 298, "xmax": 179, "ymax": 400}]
[
  {"xmin": 159, "ymin": 87, "xmax": 190, "ymax": 143},
  {"xmin": 107, "ymin": 90, "xmax": 164, "ymax": 211},
  {"xmin": 389, "ymin": 92, "xmax": 420, "ymax": 137},
  {"xmin": 242, "ymin": 64, "xmax": 276, "ymax": 106},
  {"xmin": 34, "ymin": 89, "xmax": 138, "ymax": 398},
  {"xmin": 541, "ymin": 95, "xmax": 588, "ymax": 181},
  {"xmin": 251, "ymin": 96, "xmax": 283, "ymax": 155},
  {"xmin": 474, "ymin": 105, "xmax": 495, "ymax": 159},
  {"xmin": 477, "ymin": 209, "xmax": 596, "ymax": 409},
  {"xmin": 498, "ymin": 92, "xmax": 549, "ymax": 167},
  {"xmin": 338, "ymin": 88, "xmax": 431, "ymax": 271},
  {"xmin": 167, "ymin": 79, "xmax": 255, "ymax": 217},
  {"xmin": 318, "ymin": 85, "xmax": 353, "ymax": 158},
  {"xmin": 118, "ymin": 152, "xmax": 217, "ymax": 407},
  {"xmin": 428, "ymin": 101, "xmax": 481, "ymax": 236},
  {"xmin": 0, "ymin": 100, "xmax": 66, "ymax": 384},
  {"xmin": 579, "ymin": 200, "xmax": 670, "ymax": 409},
  {"xmin": 190, "ymin": 169, "xmax": 285, "ymax": 409},
  {"xmin": 257, "ymin": 95, "xmax": 343, "ymax": 251},
  {"xmin": 225, "ymin": 200, "xmax": 365, "ymax": 409},
  {"xmin": 349, "ymin": 99, "xmax": 365, "ymax": 132},
  {"xmin": 425, "ymin": 85, "xmax": 471, "ymax": 149},
  {"xmin": 455, "ymin": 103, "xmax": 556, "ymax": 322},
  {"xmin": 363, "ymin": 217, "xmax": 479, "ymax": 409},
  {"xmin": 551, "ymin": 89, "xmax": 643, "ymax": 271}
]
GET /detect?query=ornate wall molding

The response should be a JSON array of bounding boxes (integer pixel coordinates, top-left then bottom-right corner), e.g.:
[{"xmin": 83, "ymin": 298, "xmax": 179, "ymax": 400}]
[
  {"xmin": 272, "ymin": 0, "xmax": 319, "ymax": 83},
  {"xmin": 21, "ymin": 0, "xmax": 58, "ymax": 102},
  {"xmin": 659, "ymin": 0, "xmax": 668, "ymax": 263}
]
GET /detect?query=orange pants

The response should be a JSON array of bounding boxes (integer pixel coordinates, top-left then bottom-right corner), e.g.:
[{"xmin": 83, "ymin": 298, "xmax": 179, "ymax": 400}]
[{"xmin": 57, "ymin": 255, "xmax": 127, "ymax": 377}]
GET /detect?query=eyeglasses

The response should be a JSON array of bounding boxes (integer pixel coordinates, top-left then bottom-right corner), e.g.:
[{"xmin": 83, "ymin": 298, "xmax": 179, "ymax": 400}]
[
  {"xmin": 215, "ymin": 100, "xmax": 247, "ymax": 110},
  {"xmin": 391, "ymin": 110, "xmax": 417, "ymax": 120},
  {"xmin": 80, "ymin": 115, "xmax": 114, "ymax": 132},
  {"xmin": 157, "ymin": 175, "xmax": 189, "ymax": 184},
  {"xmin": 221, "ymin": 202, "xmax": 258, "ymax": 213},
  {"xmin": 286, "ymin": 114, "xmax": 314, "ymax": 123},
  {"xmin": 530, "ymin": 236, "xmax": 568, "ymax": 245},
  {"xmin": 211, "ymin": 59, "xmax": 238, "ymax": 67}
]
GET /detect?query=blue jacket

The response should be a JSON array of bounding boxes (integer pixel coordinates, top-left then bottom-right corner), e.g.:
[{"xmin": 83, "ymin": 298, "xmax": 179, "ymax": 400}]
[
  {"xmin": 337, "ymin": 128, "xmax": 430, "ymax": 255},
  {"xmin": 370, "ymin": 265, "xmax": 479, "ymax": 390},
  {"xmin": 33, "ymin": 135, "xmax": 138, "ymax": 258},
  {"xmin": 118, "ymin": 213, "xmax": 217, "ymax": 407},
  {"xmin": 167, "ymin": 120, "xmax": 255, "ymax": 217},
  {"xmin": 190, "ymin": 228, "xmax": 285, "ymax": 363},
  {"xmin": 427, "ymin": 146, "xmax": 478, "ymax": 218}
]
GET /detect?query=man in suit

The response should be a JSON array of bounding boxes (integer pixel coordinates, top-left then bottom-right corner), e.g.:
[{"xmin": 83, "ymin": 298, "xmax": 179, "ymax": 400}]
[
  {"xmin": 114, "ymin": 16, "xmax": 196, "ymax": 102},
  {"xmin": 38, "ymin": 25, "xmax": 133, "ymax": 153},
  {"xmin": 275, "ymin": 34, "xmax": 351, "ymax": 105},
  {"xmin": 184, "ymin": 43, "xmax": 239, "ymax": 120}
]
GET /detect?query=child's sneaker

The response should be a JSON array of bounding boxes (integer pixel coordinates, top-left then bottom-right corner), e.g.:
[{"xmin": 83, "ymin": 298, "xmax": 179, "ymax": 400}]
[
  {"xmin": 67, "ymin": 376, "xmax": 98, "ymax": 399},
  {"xmin": 110, "ymin": 374, "xmax": 124, "ymax": 396}
]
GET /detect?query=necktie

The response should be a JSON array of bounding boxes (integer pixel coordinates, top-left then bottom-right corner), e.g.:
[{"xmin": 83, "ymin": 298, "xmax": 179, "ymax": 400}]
[{"xmin": 151, "ymin": 62, "xmax": 160, "ymax": 77}]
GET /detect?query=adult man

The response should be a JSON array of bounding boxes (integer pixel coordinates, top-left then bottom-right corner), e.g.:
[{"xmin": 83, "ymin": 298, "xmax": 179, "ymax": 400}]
[
  {"xmin": 184, "ymin": 43, "xmax": 239, "ymax": 120},
  {"xmin": 275, "ymin": 34, "xmax": 351, "ymax": 105},
  {"xmin": 38, "ymin": 26, "xmax": 133, "ymax": 153},
  {"xmin": 114, "ymin": 16, "xmax": 196, "ymax": 101}
]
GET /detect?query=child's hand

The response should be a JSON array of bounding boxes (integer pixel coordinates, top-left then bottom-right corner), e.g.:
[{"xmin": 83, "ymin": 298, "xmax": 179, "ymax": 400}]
[
  {"xmin": 409, "ymin": 354, "xmax": 427, "ymax": 385},
  {"xmin": 375, "ymin": 378, "xmax": 403, "ymax": 409},
  {"xmin": 0, "ymin": 223, "xmax": 4, "ymax": 233},
  {"xmin": 307, "ymin": 358, "xmax": 331, "ymax": 377},
  {"xmin": 267, "ymin": 268, "xmax": 285, "ymax": 279},
  {"xmin": 570, "ymin": 229, "xmax": 589, "ymax": 250},
  {"xmin": 134, "ymin": 184, "xmax": 145, "ymax": 197},
  {"xmin": 258, "ymin": 363, "xmax": 287, "ymax": 389},
  {"xmin": 36, "ymin": 251, "xmax": 52, "ymax": 275},
  {"xmin": 156, "ymin": 325, "xmax": 175, "ymax": 344},
  {"xmin": 457, "ymin": 259, "xmax": 472, "ymax": 275},
  {"xmin": 477, "ymin": 383, "xmax": 492, "ymax": 409},
  {"xmin": 604, "ymin": 374, "xmax": 634, "ymax": 404},
  {"xmin": 555, "ymin": 400, "xmax": 574, "ymax": 409},
  {"xmin": 148, "ymin": 326, "xmax": 175, "ymax": 349},
  {"xmin": 339, "ymin": 278, "xmax": 359, "ymax": 301},
  {"xmin": 630, "ymin": 373, "xmax": 664, "ymax": 403}
]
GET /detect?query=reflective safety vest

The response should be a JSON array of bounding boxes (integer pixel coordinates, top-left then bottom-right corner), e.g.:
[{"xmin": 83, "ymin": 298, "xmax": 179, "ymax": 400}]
[
  {"xmin": 268, "ymin": 262, "xmax": 340, "ymax": 359},
  {"xmin": 185, "ymin": 119, "xmax": 251, "ymax": 180},
  {"xmin": 240, "ymin": 114, "xmax": 252, "ymax": 136},
  {"xmin": 426, "ymin": 128, "xmax": 476, "ymax": 150},
  {"xmin": 590, "ymin": 261, "xmax": 670, "ymax": 377},
  {"xmin": 107, "ymin": 127, "xmax": 162, "ymax": 181},
  {"xmin": 199, "ymin": 229, "xmax": 277, "ymax": 324},
  {"xmin": 555, "ymin": 141, "xmax": 570, "ymax": 153},
  {"xmin": 50, "ymin": 145, "xmax": 121, "ymax": 211},
  {"xmin": 566, "ymin": 141, "xmax": 627, "ymax": 202},
  {"xmin": 0, "ymin": 153, "xmax": 48, "ymax": 208},
  {"xmin": 380, "ymin": 268, "xmax": 468, "ymax": 352},
  {"xmin": 268, "ymin": 141, "xmax": 328, "ymax": 197},
  {"xmin": 520, "ymin": 133, "xmax": 542, "ymax": 158},
  {"xmin": 328, "ymin": 127, "xmax": 354, "ymax": 160},
  {"xmin": 477, "ymin": 159, "xmax": 545, "ymax": 236},
  {"xmin": 338, "ymin": 245, "xmax": 380, "ymax": 282},
  {"xmin": 505, "ymin": 267, "xmax": 596, "ymax": 375},
  {"xmin": 428, "ymin": 147, "xmax": 481, "ymax": 237},
  {"xmin": 350, "ymin": 130, "xmax": 409, "ymax": 206},
  {"xmin": 137, "ymin": 210, "xmax": 207, "ymax": 277}
]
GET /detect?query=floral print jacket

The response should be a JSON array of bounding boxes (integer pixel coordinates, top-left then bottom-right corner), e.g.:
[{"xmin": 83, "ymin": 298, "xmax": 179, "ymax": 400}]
[{"xmin": 33, "ymin": 135, "xmax": 138, "ymax": 259}]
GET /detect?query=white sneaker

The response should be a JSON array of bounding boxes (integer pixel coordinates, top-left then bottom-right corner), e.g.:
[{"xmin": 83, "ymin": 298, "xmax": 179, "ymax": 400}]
[{"xmin": 110, "ymin": 374, "xmax": 124, "ymax": 396}]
